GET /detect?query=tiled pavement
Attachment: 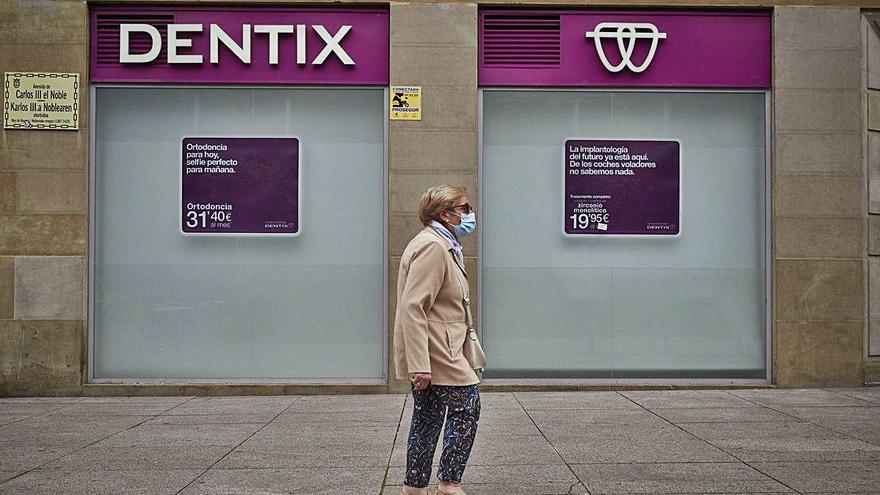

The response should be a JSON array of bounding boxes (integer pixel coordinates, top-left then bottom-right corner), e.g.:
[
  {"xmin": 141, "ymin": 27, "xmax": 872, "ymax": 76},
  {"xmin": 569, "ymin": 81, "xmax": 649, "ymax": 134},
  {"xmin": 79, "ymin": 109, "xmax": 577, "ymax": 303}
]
[{"xmin": 0, "ymin": 388, "xmax": 879, "ymax": 494}]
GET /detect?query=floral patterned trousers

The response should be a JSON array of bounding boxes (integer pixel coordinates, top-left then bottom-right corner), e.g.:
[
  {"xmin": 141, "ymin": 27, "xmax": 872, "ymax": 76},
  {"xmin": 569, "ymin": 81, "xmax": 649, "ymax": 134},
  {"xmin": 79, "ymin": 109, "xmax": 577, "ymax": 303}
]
[{"xmin": 404, "ymin": 383, "xmax": 481, "ymax": 488}]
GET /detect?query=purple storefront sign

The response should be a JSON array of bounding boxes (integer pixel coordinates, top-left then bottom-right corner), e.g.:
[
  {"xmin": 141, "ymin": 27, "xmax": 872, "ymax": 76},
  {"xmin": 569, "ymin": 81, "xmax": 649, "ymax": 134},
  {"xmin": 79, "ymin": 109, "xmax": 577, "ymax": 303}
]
[
  {"xmin": 181, "ymin": 138, "xmax": 299, "ymax": 235},
  {"xmin": 564, "ymin": 140, "xmax": 680, "ymax": 236},
  {"xmin": 90, "ymin": 7, "xmax": 388, "ymax": 85},
  {"xmin": 480, "ymin": 10, "xmax": 770, "ymax": 88}
]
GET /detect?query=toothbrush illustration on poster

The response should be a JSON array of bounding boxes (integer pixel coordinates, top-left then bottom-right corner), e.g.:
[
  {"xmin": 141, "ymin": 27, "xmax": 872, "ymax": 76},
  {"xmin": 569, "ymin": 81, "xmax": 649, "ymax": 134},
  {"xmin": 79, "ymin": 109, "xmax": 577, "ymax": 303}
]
[
  {"xmin": 181, "ymin": 137, "xmax": 300, "ymax": 235},
  {"xmin": 564, "ymin": 139, "xmax": 680, "ymax": 236}
]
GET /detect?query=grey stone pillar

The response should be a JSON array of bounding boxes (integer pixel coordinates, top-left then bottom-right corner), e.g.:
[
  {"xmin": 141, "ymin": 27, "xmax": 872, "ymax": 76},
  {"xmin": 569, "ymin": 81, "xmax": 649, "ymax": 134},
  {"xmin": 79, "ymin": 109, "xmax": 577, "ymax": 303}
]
[
  {"xmin": 773, "ymin": 7, "xmax": 864, "ymax": 387},
  {"xmin": 387, "ymin": 3, "xmax": 478, "ymax": 391}
]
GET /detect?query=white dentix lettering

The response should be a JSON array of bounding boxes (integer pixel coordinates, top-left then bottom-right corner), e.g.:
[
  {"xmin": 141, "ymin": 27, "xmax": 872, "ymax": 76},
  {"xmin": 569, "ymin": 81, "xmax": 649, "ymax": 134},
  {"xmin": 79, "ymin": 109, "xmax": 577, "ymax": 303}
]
[
  {"xmin": 116, "ymin": 22, "xmax": 359, "ymax": 67},
  {"xmin": 119, "ymin": 24, "xmax": 162, "ymax": 63},
  {"xmin": 253, "ymin": 25, "xmax": 294, "ymax": 65},
  {"xmin": 311, "ymin": 25, "xmax": 354, "ymax": 65},
  {"xmin": 167, "ymin": 24, "xmax": 203, "ymax": 64},
  {"xmin": 296, "ymin": 24, "xmax": 307, "ymax": 65},
  {"xmin": 210, "ymin": 24, "xmax": 252, "ymax": 64}
]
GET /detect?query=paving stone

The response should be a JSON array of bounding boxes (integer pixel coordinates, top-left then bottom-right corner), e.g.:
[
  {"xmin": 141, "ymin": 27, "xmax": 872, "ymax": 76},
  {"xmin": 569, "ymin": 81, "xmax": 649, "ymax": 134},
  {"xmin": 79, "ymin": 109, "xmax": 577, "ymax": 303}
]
[
  {"xmin": 7, "ymin": 414, "xmax": 147, "ymax": 431},
  {"xmin": 0, "ymin": 403, "xmax": 69, "ymax": 415},
  {"xmin": 477, "ymin": 392, "xmax": 522, "ymax": 409},
  {"xmin": 752, "ymin": 461, "xmax": 880, "ymax": 493},
  {"xmin": 529, "ymin": 408, "xmax": 666, "ymax": 427},
  {"xmin": 161, "ymin": 396, "xmax": 296, "ymax": 416},
  {"xmin": 40, "ymin": 445, "xmax": 230, "ymax": 470},
  {"xmin": 464, "ymin": 433, "xmax": 565, "ymax": 467},
  {"xmin": 95, "ymin": 423, "xmax": 262, "ymax": 448},
  {"xmin": 651, "ymin": 407, "xmax": 798, "ymax": 424},
  {"xmin": 76, "ymin": 397, "xmax": 194, "ymax": 405},
  {"xmin": 514, "ymin": 392, "xmax": 639, "ymax": 410},
  {"xmin": 274, "ymin": 408, "xmax": 402, "ymax": 424},
  {"xmin": 0, "ymin": 428, "xmax": 107, "ymax": 447},
  {"xmin": 622, "ymin": 390, "xmax": 757, "ymax": 409},
  {"xmin": 817, "ymin": 421, "xmax": 880, "ymax": 447},
  {"xmin": 466, "ymin": 406, "xmax": 532, "ymax": 421},
  {"xmin": 731, "ymin": 389, "xmax": 869, "ymax": 407},
  {"xmin": 774, "ymin": 406, "xmax": 880, "ymax": 423},
  {"xmin": 0, "ymin": 415, "xmax": 147, "ymax": 445},
  {"xmin": 551, "ymin": 425, "xmax": 737, "ymax": 464},
  {"xmin": 216, "ymin": 446, "xmax": 389, "ymax": 468},
  {"xmin": 0, "ymin": 470, "xmax": 24, "ymax": 483},
  {"xmin": 473, "ymin": 410, "xmax": 541, "ymax": 436},
  {"xmin": 0, "ymin": 417, "xmax": 141, "ymax": 446},
  {"xmin": 49, "ymin": 403, "xmax": 177, "ymax": 416},
  {"xmin": 0, "ymin": 468, "xmax": 202, "ymax": 495},
  {"xmin": 286, "ymin": 394, "xmax": 405, "ymax": 413},
  {"xmin": 0, "ymin": 390, "xmax": 877, "ymax": 493},
  {"xmin": 143, "ymin": 414, "xmax": 275, "ymax": 425},
  {"xmin": 0, "ymin": 415, "xmax": 29, "ymax": 426},
  {"xmin": 572, "ymin": 462, "xmax": 794, "ymax": 493},
  {"xmin": 832, "ymin": 388, "xmax": 880, "ymax": 404},
  {"xmin": 679, "ymin": 421, "xmax": 880, "ymax": 461},
  {"xmin": 240, "ymin": 422, "xmax": 397, "ymax": 451},
  {"xmin": 177, "ymin": 467, "xmax": 386, "ymax": 495},
  {"xmin": 0, "ymin": 397, "xmax": 81, "ymax": 404},
  {"xmin": 0, "ymin": 441, "xmax": 81, "ymax": 471}
]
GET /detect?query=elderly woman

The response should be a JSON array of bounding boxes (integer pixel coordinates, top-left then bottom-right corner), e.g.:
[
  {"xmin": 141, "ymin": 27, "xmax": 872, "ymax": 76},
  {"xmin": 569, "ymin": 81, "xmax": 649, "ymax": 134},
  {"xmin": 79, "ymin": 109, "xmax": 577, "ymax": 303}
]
[{"xmin": 393, "ymin": 185, "xmax": 481, "ymax": 495}]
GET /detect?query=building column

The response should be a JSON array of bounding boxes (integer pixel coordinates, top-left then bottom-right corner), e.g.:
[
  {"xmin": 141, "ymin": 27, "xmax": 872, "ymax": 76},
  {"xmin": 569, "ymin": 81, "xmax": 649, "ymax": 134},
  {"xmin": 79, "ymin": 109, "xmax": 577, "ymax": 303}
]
[
  {"xmin": 387, "ymin": 3, "xmax": 479, "ymax": 391},
  {"xmin": 0, "ymin": 0, "xmax": 89, "ymax": 395},
  {"xmin": 773, "ymin": 7, "xmax": 865, "ymax": 387}
]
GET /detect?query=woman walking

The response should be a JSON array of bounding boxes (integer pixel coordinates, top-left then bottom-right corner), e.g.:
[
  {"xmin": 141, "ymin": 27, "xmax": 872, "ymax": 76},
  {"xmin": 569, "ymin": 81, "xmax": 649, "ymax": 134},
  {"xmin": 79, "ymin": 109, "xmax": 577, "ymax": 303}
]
[{"xmin": 393, "ymin": 185, "xmax": 482, "ymax": 495}]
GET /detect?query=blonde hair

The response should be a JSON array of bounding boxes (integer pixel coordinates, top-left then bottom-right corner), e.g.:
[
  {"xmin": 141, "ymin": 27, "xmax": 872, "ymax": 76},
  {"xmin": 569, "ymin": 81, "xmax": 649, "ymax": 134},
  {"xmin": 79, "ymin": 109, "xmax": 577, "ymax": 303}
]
[{"xmin": 418, "ymin": 185, "xmax": 467, "ymax": 226}]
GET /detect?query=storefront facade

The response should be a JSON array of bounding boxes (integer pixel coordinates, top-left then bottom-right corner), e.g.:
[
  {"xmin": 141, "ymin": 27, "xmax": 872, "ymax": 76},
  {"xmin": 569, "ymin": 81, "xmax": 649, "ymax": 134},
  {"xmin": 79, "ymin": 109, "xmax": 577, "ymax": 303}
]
[{"xmin": 1, "ymin": 0, "xmax": 877, "ymax": 395}]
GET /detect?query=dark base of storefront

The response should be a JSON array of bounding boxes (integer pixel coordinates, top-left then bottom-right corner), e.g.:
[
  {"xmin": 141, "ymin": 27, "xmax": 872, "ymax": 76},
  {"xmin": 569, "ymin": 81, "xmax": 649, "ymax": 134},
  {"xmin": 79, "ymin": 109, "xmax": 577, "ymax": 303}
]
[
  {"xmin": 69, "ymin": 383, "xmax": 775, "ymax": 397},
  {"xmin": 485, "ymin": 369, "xmax": 767, "ymax": 380}
]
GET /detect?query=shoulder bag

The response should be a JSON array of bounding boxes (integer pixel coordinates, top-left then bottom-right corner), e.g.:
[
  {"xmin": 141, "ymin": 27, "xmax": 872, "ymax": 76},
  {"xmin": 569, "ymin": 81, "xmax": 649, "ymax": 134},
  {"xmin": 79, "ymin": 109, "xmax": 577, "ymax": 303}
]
[{"xmin": 452, "ymin": 256, "xmax": 487, "ymax": 373}]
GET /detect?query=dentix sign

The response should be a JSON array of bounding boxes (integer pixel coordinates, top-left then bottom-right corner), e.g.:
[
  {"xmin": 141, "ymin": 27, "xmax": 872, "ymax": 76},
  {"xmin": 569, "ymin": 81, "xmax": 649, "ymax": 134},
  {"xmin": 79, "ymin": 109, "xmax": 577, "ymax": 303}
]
[
  {"xmin": 119, "ymin": 24, "xmax": 355, "ymax": 66},
  {"xmin": 90, "ymin": 7, "xmax": 390, "ymax": 85}
]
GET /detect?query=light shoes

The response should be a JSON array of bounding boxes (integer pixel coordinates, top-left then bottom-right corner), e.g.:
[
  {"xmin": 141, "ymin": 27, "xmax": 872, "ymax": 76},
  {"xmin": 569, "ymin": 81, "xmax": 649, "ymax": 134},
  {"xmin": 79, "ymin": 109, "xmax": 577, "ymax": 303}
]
[{"xmin": 399, "ymin": 488, "xmax": 466, "ymax": 495}]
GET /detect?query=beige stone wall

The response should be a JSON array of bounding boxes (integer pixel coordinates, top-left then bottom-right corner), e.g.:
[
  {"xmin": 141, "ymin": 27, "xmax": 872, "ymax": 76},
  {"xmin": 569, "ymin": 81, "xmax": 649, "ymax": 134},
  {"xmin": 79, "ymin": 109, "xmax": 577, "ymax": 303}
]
[
  {"xmin": 1, "ymin": 0, "xmax": 876, "ymax": 395},
  {"xmin": 0, "ymin": 0, "xmax": 89, "ymax": 395},
  {"xmin": 387, "ymin": 2, "xmax": 479, "ymax": 392},
  {"xmin": 773, "ymin": 7, "xmax": 865, "ymax": 387},
  {"xmin": 865, "ymin": 13, "xmax": 880, "ymax": 383}
]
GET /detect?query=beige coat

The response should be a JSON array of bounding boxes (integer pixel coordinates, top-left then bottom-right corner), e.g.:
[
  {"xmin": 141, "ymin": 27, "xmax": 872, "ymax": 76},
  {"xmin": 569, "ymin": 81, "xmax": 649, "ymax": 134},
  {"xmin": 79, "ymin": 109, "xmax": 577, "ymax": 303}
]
[{"xmin": 393, "ymin": 226, "xmax": 480, "ymax": 386}]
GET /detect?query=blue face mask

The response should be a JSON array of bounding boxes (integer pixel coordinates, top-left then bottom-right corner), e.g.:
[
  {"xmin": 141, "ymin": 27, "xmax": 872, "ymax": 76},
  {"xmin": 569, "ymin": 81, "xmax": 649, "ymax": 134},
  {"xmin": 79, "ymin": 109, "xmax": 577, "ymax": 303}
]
[{"xmin": 453, "ymin": 212, "xmax": 477, "ymax": 238}]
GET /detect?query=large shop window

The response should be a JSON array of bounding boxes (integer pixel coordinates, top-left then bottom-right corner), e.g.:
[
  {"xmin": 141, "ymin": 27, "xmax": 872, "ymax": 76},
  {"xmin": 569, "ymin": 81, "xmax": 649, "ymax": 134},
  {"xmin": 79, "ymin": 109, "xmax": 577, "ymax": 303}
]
[
  {"xmin": 93, "ymin": 87, "xmax": 385, "ymax": 380},
  {"xmin": 481, "ymin": 91, "xmax": 767, "ymax": 379}
]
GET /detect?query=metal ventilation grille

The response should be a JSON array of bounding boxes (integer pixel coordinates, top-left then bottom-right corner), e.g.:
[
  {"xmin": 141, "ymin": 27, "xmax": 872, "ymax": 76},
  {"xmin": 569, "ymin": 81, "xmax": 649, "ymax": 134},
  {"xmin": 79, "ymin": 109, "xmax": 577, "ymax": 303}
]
[
  {"xmin": 94, "ymin": 13, "xmax": 175, "ymax": 66},
  {"xmin": 481, "ymin": 14, "xmax": 561, "ymax": 67}
]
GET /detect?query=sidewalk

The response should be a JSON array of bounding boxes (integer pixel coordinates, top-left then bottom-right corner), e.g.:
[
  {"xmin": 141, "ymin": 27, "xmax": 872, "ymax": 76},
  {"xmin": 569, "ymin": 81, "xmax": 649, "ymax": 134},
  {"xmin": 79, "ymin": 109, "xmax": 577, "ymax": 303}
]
[{"xmin": 0, "ymin": 388, "xmax": 878, "ymax": 494}]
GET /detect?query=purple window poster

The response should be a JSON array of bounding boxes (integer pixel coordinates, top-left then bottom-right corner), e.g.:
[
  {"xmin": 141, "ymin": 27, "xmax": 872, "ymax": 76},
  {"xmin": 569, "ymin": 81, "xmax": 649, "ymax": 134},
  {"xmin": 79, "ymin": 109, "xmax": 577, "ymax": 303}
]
[
  {"xmin": 181, "ymin": 137, "xmax": 300, "ymax": 235},
  {"xmin": 564, "ymin": 139, "xmax": 680, "ymax": 236}
]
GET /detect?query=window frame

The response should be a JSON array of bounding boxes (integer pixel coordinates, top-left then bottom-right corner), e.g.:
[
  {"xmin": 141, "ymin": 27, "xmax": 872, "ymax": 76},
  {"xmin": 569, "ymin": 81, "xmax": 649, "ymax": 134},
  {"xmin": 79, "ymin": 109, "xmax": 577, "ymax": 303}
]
[
  {"xmin": 87, "ymin": 84, "xmax": 390, "ymax": 385},
  {"xmin": 476, "ymin": 87, "xmax": 773, "ymax": 386}
]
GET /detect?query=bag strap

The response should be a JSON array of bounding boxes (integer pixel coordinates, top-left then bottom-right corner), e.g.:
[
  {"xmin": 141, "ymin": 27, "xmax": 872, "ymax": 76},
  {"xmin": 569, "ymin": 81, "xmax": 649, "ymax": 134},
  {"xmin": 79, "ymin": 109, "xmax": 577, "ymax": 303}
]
[{"xmin": 449, "ymin": 250, "xmax": 475, "ymax": 332}]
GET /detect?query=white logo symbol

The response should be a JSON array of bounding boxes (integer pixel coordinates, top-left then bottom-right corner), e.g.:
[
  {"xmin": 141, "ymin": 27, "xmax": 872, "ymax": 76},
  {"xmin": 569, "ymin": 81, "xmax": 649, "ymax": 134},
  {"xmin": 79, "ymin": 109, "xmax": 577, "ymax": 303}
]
[{"xmin": 585, "ymin": 22, "xmax": 667, "ymax": 73}]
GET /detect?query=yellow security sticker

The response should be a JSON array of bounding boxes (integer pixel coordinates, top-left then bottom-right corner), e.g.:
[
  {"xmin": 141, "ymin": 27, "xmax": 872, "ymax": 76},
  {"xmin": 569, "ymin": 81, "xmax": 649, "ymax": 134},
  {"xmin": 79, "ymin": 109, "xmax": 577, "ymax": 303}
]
[{"xmin": 390, "ymin": 86, "xmax": 421, "ymax": 121}]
